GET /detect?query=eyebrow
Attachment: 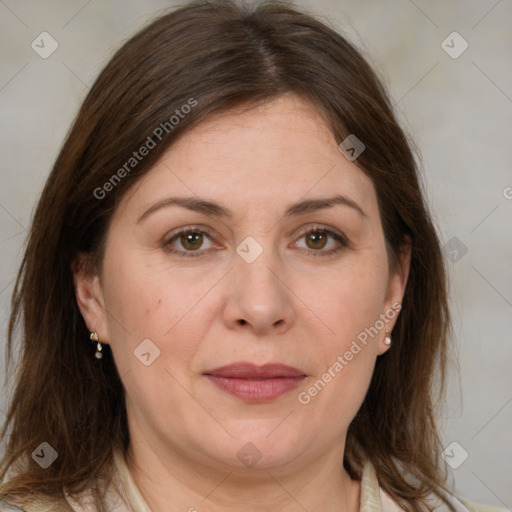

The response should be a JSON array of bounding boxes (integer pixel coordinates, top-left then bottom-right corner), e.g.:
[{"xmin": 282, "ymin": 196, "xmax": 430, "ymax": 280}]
[{"xmin": 136, "ymin": 194, "xmax": 367, "ymax": 224}]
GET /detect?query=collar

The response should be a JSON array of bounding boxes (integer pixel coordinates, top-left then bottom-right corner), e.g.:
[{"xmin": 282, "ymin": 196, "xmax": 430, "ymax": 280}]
[
  {"xmin": 112, "ymin": 448, "xmax": 152, "ymax": 511},
  {"xmin": 110, "ymin": 448, "xmax": 403, "ymax": 512},
  {"xmin": 64, "ymin": 449, "xmax": 476, "ymax": 512}
]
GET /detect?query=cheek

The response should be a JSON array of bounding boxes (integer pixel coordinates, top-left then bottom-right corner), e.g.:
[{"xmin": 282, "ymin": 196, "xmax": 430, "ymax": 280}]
[
  {"xmin": 294, "ymin": 250, "xmax": 387, "ymax": 411},
  {"xmin": 298, "ymin": 288, "xmax": 380, "ymax": 432},
  {"xmin": 103, "ymin": 245, "xmax": 193, "ymax": 335},
  {"xmin": 305, "ymin": 253, "xmax": 389, "ymax": 346},
  {"xmin": 101, "ymin": 249, "xmax": 204, "ymax": 372},
  {"xmin": 101, "ymin": 253, "xmax": 207, "ymax": 429}
]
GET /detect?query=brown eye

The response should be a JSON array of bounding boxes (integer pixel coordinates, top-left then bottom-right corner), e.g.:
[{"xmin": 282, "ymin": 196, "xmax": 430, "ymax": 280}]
[
  {"xmin": 293, "ymin": 227, "xmax": 348, "ymax": 257},
  {"xmin": 164, "ymin": 228, "xmax": 216, "ymax": 257},
  {"xmin": 305, "ymin": 231, "xmax": 328, "ymax": 250},
  {"xmin": 179, "ymin": 232, "xmax": 204, "ymax": 251}
]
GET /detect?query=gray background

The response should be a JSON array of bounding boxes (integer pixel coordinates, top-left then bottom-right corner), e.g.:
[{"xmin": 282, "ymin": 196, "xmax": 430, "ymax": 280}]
[{"xmin": 1, "ymin": 0, "xmax": 511, "ymax": 509}]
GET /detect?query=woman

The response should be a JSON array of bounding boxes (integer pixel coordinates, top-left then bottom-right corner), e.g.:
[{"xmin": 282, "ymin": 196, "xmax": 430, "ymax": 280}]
[{"xmin": 0, "ymin": 1, "xmax": 505, "ymax": 511}]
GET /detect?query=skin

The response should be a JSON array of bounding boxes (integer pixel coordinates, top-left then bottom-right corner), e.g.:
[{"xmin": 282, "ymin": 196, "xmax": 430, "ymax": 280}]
[{"xmin": 73, "ymin": 93, "xmax": 411, "ymax": 512}]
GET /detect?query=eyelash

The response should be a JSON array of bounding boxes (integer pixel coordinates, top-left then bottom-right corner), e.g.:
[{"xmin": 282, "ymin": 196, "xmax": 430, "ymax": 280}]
[{"xmin": 163, "ymin": 225, "xmax": 349, "ymax": 259}]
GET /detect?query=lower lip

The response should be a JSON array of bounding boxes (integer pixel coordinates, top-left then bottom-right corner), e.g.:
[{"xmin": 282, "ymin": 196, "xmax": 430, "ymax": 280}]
[{"xmin": 206, "ymin": 375, "xmax": 306, "ymax": 402}]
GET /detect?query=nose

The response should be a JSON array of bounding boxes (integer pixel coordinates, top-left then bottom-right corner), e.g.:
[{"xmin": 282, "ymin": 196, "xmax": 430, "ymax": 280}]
[{"xmin": 221, "ymin": 248, "xmax": 296, "ymax": 336}]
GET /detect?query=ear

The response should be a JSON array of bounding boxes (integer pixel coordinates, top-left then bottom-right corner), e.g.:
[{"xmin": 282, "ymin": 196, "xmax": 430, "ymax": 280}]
[
  {"xmin": 378, "ymin": 237, "xmax": 411, "ymax": 355},
  {"xmin": 71, "ymin": 253, "xmax": 110, "ymax": 345}
]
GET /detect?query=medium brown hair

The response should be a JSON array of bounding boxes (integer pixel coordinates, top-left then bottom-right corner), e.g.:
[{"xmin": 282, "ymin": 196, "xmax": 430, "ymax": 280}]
[{"xmin": 1, "ymin": 1, "xmax": 452, "ymax": 511}]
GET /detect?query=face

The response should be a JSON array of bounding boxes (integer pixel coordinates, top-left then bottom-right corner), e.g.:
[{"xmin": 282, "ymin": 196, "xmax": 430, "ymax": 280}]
[{"xmin": 74, "ymin": 94, "xmax": 409, "ymax": 475}]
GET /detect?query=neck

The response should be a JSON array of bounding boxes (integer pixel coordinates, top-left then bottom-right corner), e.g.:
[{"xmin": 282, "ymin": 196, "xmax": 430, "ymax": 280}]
[{"xmin": 125, "ymin": 438, "xmax": 361, "ymax": 512}]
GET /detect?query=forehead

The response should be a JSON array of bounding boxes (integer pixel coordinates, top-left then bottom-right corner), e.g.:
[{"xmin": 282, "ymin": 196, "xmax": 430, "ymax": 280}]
[
  {"xmin": 115, "ymin": 94, "xmax": 378, "ymax": 223},
  {"xmin": 174, "ymin": 95, "xmax": 339, "ymax": 169}
]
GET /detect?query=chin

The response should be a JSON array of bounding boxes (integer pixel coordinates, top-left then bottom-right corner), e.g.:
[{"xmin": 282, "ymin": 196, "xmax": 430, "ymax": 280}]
[{"xmin": 205, "ymin": 426, "xmax": 307, "ymax": 472}]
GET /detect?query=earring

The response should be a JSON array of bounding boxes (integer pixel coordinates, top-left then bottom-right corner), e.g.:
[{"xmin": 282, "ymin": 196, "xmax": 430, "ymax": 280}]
[
  {"xmin": 384, "ymin": 330, "xmax": 392, "ymax": 346},
  {"xmin": 90, "ymin": 331, "xmax": 103, "ymax": 359}
]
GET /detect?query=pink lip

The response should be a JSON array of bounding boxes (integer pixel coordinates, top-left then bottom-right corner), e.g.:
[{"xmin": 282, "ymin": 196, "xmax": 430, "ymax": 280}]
[{"xmin": 204, "ymin": 363, "xmax": 306, "ymax": 402}]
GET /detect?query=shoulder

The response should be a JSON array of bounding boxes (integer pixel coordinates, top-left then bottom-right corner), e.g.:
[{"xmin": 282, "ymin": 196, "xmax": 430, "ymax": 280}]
[
  {"xmin": 458, "ymin": 498, "xmax": 509, "ymax": 512},
  {"xmin": 0, "ymin": 501, "xmax": 25, "ymax": 512},
  {"xmin": 0, "ymin": 496, "xmax": 74, "ymax": 512},
  {"xmin": 360, "ymin": 457, "xmax": 507, "ymax": 512}
]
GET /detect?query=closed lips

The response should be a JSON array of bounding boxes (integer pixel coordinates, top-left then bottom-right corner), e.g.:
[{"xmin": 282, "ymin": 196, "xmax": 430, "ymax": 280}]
[{"xmin": 204, "ymin": 363, "xmax": 306, "ymax": 379}]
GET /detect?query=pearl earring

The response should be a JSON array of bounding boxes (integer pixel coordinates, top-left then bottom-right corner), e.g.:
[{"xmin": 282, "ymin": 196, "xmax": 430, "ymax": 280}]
[
  {"xmin": 90, "ymin": 331, "xmax": 103, "ymax": 359},
  {"xmin": 384, "ymin": 330, "xmax": 392, "ymax": 346}
]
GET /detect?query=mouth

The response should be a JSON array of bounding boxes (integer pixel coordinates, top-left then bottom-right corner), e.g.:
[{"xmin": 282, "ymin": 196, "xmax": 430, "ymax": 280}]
[{"xmin": 203, "ymin": 363, "xmax": 307, "ymax": 402}]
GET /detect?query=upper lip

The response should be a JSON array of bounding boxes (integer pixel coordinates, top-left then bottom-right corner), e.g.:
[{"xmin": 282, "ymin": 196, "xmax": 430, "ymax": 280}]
[{"xmin": 204, "ymin": 363, "xmax": 305, "ymax": 379}]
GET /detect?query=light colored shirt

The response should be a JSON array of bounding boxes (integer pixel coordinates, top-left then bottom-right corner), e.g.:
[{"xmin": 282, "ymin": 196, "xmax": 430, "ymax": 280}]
[{"xmin": 0, "ymin": 449, "xmax": 507, "ymax": 512}]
